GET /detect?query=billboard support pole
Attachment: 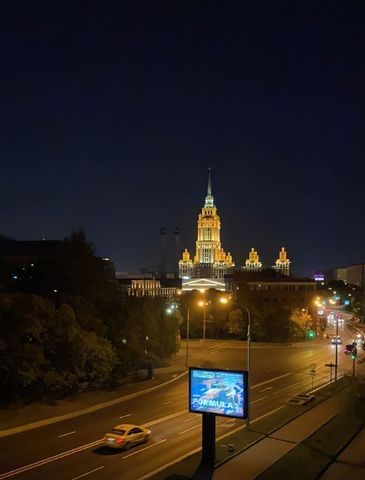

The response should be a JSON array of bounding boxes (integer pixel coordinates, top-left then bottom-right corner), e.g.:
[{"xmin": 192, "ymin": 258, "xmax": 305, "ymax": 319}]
[{"xmin": 201, "ymin": 413, "xmax": 215, "ymax": 466}]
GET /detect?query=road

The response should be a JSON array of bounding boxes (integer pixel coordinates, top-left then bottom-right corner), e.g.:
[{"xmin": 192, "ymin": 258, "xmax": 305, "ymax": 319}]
[{"xmin": 0, "ymin": 313, "xmax": 358, "ymax": 480}]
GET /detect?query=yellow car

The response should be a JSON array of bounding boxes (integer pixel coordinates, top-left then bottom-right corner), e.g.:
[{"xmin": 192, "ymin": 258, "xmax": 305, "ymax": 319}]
[{"xmin": 104, "ymin": 424, "xmax": 151, "ymax": 450}]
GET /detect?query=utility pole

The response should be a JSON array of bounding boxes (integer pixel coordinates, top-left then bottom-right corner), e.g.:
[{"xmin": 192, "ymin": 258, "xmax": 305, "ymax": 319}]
[
  {"xmin": 186, "ymin": 308, "xmax": 190, "ymax": 368},
  {"xmin": 242, "ymin": 305, "xmax": 251, "ymax": 430},
  {"xmin": 203, "ymin": 303, "xmax": 206, "ymax": 342},
  {"xmin": 335, "ymin": 315, "xmax": 339, "ymax": 382}
]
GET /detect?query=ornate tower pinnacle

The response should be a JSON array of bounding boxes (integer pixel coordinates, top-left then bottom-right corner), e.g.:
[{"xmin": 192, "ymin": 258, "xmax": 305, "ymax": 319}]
[
  {"xmin": 274, "ymin": 246, "xmax": 291, "ymax": 276},
  {"xmin": 245, "ymin": 247, "xmax": 262, "ymax": 271},
  {"xmin": 204, "ymin": 166, "xmax": 214, "ymax": 208}
]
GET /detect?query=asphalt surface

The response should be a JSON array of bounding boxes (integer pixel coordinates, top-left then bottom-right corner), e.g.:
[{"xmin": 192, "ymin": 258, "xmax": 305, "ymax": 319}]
[{"xmin": 1, "ymin": 315, "xmax": 356, "ymax": 480}]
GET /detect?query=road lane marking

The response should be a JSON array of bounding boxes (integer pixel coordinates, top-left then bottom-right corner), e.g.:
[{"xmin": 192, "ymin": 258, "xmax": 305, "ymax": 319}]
[
  {"xmin": 272, "ymin": 378, "xmax": 308, "ymax": 395},
  {"xmin": 0, "ymin": 410, "xmax": 188, "ymax": 478},
  {"xmin": 163, "ymin": 400, "xmax": 174, "ymax": 405},
  {"xmin": 251, "ymin": 396, "xmax": 268, "ymax": 404},
  {"xmin": 136, "ymin": 405, "xmax": 286, "ymax": 480},
  {"xmin": 260, "ymin": 387, "xmax": 272, "ymax": 392},
  {"xmin": 0, "ymin": 439, "xmax": 103, "ymax": 479},
  {"xmin": 183, "ymin": 416, "xmax": 199, "ymax": 423},
  {"xmin": 178, "ymin": 424, "xmax": 201, "ymax": 435},
  {"xmin": 119, "ymin": 414, "xmax": 132, "ymax": 419},
  {"xmin": 0, "ymin": 370, "xmax": 188, "ymax": 439},
  {"xmin": 251, "ymin": 372, "xmax": 293, "ymax": 389},
  {"xmin": 123, "ymin": 439, "xmax": 167, "ymax": 458},
  {"xmin": 71, "ymin": 466, "xmax": 104, "ymax": 480},
  {"xmin": 57, "ymin": 431, "xmax": 76, "ymax": 438},
  {"xmin": 143, "ymin": 410, "xmax": 187, "ymax": 427}
]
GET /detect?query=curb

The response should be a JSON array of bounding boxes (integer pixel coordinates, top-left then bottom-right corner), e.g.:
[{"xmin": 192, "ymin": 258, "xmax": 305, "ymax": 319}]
[{"xmin": 0, "ymin": 369, "xmax": 188, "ymax": 439}]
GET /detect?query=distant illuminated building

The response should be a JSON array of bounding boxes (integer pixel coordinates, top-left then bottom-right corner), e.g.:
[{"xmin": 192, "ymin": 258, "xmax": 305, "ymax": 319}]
[
  {"xmin": 273, "ymin": 247, "xmax": 291, "ymax": 276},
  {"xmin": 179, "ymin": 169, "xmax": 234, "ymax": 290},
  {"xmin": 313, "ymin": 272, "xmax": 324, "ymax": 282},
  {"xmin": 244, "ymin": 248, "xmax": 262, "ymax": 272}
]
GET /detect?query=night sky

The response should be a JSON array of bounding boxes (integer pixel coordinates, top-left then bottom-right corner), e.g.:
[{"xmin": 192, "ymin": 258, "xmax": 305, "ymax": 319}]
[{"xmin": 1, "ymin": 1, "xmax": 364, "ymax": 276}]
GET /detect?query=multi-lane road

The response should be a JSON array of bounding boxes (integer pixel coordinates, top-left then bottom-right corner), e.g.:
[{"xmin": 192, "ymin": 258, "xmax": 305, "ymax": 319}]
[{"xmin": 1, "ymin": 313, "xmax": 358, "ymax": 480}]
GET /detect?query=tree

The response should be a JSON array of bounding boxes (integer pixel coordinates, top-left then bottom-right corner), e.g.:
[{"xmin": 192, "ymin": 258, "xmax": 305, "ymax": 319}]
[
  {"xmin": 225, "ymin": 309, "xmax": 243, "ymax": 336},
  {"xmin": 0, "ymin": 294, "xmax": 51, "ymax": 400}
]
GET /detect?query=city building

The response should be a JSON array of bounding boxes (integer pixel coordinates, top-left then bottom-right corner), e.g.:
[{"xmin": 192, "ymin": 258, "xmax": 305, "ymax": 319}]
[
  {"xmin": 273, "ymin": 247, "xmax": 291, "ymax": 276},
  {"xmin": 242, "ymin": 247, "xmax": 291, "ymax": 275},
  {"xmin": 244, "ymin": 248, "xmax": 262, "ymax": 272},
  {"xmin": 326, "ymin": 264, "xmax": 365, "ymax": 291},
  {"xmin": 179, "ymin": 170, "xmax": 234, "ymax": 290},
  {"xmin": 0, "ymin": 238, "xmax": 116, "ymax": 282},
  {"xmin": 116, "ymin": 272, "xmax": 182, "ymax": 300},
  {"xmin": 226, "ymin": 269, "xmax": 317, "ymax": 312}
]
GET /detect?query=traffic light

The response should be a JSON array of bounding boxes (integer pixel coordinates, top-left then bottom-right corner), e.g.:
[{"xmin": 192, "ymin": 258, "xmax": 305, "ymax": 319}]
[
  {"xmin": 307, "ymin": 330, "xmax": 316, "ymax": 339},
  {"xmin": 351, "ymin": 348, "xmax": 357, "ymax": 361}
]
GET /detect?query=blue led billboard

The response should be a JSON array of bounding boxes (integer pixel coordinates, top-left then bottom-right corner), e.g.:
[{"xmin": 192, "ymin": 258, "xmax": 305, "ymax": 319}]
[{"xmin": 189, "ymin": 367, "xmax": 248, "ymax": 419}]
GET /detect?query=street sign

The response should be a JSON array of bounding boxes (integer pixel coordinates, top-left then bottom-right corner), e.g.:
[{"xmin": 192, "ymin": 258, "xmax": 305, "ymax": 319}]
[
  {"xmin": 325, "ymin": 363, "xmax": 337, "ymax": 368},
  {"xmin": 309, "ymin": 363, "xmax": 317, "ymax": 374}
]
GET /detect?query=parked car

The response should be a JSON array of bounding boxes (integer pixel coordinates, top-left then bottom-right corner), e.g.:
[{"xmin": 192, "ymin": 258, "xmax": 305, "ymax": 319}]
[{"xmin": 103, "ymin": 424, "xmax": 151, "ymax": 450}]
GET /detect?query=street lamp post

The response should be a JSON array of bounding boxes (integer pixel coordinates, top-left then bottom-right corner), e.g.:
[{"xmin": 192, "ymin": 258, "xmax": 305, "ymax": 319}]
[
  {"xmin": 198, "ymin": 301, "xmax": 208, "ymax": 342},
  {"xmin": 220, "ymin": 297, "xmax": 251, "ymax": 429},
  {"xmin": 186, "ymin": 307, "xmax": 190, "ymax": 368},
  {"xmin": 335, "ymin": 313, "xmax": 339, "ymax": 382},
  {"xmin": 241, "ymin": 305, "xmax": 251, "ymax": 430}
]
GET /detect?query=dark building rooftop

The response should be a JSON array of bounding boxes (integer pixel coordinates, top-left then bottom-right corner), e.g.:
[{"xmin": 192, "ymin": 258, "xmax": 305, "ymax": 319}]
[
  {"xmin": 0, "ymin": 239, "xmax": 64, "ymax": 258},
  {"xmin": 229, "ymin": 268, "xmax": 315, "ymax": 283}
]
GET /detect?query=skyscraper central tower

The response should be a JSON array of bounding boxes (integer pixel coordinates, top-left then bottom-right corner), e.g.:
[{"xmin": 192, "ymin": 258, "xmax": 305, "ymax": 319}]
[{"xmin": 179, "ymin": 170, "xmax": 234, "ymax": 290}]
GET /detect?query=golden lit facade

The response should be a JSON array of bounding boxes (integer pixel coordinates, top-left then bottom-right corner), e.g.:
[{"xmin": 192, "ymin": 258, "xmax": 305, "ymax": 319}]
[
  {"xmin": 179, "ymin": 171, "xmax": 234, "ymax": 281},
  {"xmin": 273, "ymin": 246, "xmax": 291, "ymax": 276},
  {"xmin": 245, "ymin": 247, "xmax": 262, "ymax": 271}
]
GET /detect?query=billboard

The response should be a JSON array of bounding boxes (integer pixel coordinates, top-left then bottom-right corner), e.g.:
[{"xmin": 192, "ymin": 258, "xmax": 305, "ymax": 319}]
[{"xmin": 189, "ymin": 367, "xmax": 248, "ymax": 419}]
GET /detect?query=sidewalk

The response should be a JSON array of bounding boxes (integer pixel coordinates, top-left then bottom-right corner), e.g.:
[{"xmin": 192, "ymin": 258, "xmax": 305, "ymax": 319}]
[
  {"xmin": 211, "ymin": 358, "xmax": 365, "ymax": 480},
  {"xmin": 0, "ymin": 351, "xmax": 188, "ymax": 437},
  {"xmin": 213, "ymin": 394, "xmax": 342, "ymax": 480}
]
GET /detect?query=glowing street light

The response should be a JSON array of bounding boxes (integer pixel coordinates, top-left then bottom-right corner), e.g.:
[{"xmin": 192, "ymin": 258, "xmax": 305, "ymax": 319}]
[
  {"xmin": 198, "ymin": 300, "xmax": 209, "ymax": 341},
  {"xmin": 219, "ymin": 296, "xmax": 251, "ymax": 430}
]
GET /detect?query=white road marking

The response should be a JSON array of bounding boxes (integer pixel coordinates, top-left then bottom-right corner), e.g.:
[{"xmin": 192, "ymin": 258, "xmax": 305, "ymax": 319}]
[
  {"xmin": 251, "ymin": 396, "xmax": 268, "ymax": 404},
  {"xmin": 251, "ymin": 372, "xmax": 293, "ymax": 389},
  {"xmin": 183, "ymin": 416, "xmax": 199, "ymax": 423},
  {"xmin": 57, "ymin": 431, "xmax": 76, "ymax": 438},
  {"xmin": 0, "ymin": 410, "xmax": 188, "ymax": 479},
  {"xmin": 123, "ymin": 439, "xmax": 167, "ymax": 458},
  {"xmin": 178, "ymin": 424, "xmax": 201, "ymax": 435},
  {"xmin": 144, "ymin": 409, "xmax": 187, "ymax": 427},
  {"xmin": 260, "ymin": 387, "xmax": 273, "ymax": 392},
  {"xmin": 136, "ymin": 405, "xmax": 286, "ymax": 480},
  {"xmin": 71, "ymin": 466, "xmax": 104, "ymax": 480},
  {"xmin": 118, "ymin": 413, "xmax": 132, "ymax": 419},
  {"xmin": 163, "ymin": 400, "xmax": 174, "ymax": 405},
  {"xmin": 0, "ymin": 439, "xmax": 103, "ymax": 479},
  {"xmin": 273, "ymin": 378, "xmax": 309, "ymax": 395}
]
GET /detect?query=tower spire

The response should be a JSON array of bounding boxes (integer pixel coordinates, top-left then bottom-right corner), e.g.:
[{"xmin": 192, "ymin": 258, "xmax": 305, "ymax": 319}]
[
  {"xmin": 204, "ymin": 166, "xmax": 214, "ymax": 207},
  {"xmin": 207, "ymin": 165, "xmax": 212, "ymax": 196}
]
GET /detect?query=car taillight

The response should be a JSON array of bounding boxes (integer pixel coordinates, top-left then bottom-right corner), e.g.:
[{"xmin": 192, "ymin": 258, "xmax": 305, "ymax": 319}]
[{"xmin": 115, "ymin": 438, "xmax": 124, "ymax": 443}]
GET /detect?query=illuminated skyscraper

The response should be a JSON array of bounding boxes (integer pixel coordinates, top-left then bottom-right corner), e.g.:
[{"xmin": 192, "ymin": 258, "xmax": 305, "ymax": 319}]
[{"xmin": 179, "ymin": 170, "xmax": 234, "ymax": 290}]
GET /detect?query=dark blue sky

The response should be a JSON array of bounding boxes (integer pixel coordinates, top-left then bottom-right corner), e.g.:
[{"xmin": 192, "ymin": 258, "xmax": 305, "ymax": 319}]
[{"xmin": 1, "ymin": 1, "xmax": 364, "ymax": 276}]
